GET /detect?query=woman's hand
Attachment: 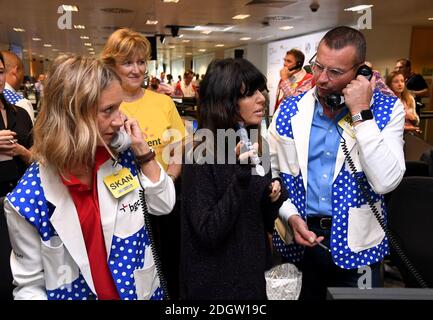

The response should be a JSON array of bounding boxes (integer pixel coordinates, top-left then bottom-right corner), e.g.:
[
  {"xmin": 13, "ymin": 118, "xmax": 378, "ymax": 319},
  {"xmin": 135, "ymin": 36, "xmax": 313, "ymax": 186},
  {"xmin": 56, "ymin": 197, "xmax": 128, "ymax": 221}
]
[
  {"xmin": 123, "ymin": 118, "xmax": 151, "ymax": 156},
  {"xmin": 269, "ymin": 180, "xmax": 281, "ymax": 203},
  {"xmin": 123, "ymin": 117, "xmax": 161, "ymax": 183},
  {"xmin": 0, "ymin": 130, "xmax": 17, "ymax": 156},
  {"xmin": 235, "ymin": 141, "xmax": 259, "ymax": 162}
]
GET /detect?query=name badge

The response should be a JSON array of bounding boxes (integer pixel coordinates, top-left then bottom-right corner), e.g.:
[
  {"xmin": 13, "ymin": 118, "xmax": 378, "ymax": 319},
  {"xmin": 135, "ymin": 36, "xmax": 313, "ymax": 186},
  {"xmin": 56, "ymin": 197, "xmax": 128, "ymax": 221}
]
[
  {"xmin": 338, "ymin": 113, "xmax": 355, "ymax": 139},
  {"xmin": 103, "ymin": 168, "xmax": 139, "ymax": 198}
]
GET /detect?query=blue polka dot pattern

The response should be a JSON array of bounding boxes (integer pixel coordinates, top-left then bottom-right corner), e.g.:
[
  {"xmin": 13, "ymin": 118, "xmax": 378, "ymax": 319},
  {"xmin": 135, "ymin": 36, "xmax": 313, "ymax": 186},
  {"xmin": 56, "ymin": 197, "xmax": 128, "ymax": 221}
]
[
  {"xmin": 371, "ymin": 91, "xmax": 397, "ymax": 130},
  {"xmin": 118, "ymin": 149, "xmax": 138, "ymax": 176},
  {"xmin": 6, "ymin": 162, "xmax": 56, "ymax": 241},
  {"xmin": 3, "ymin": 88, "xmax": 23, "ymax": 106},
  {"xmin": 275, "ymin": 93, "xmax": 305, "ymax": 139},
  {"xmin": 329, "ymin": 169, "xmax": 389, "ymax": 269},
  {"xmin": 108, "ymin": 227, "xmax": 163, "ymax": 300},
  {"xmin": 6, "ymin": 154, "xmax": 164, "ymax": 300},
  {"xmin": 150, "ymin": 287, "xmax": 164, "ymax": 300},
  {"xmin": 47, "ymin": 274, "xmax": 94, "ymax": 300},
  {"xmin": 273, "ymin": 173, "xmax": 306, "ymax": 262},
  {"xmin": 271, "ymin": 91, "xmax": 395, "ymax": 268}
]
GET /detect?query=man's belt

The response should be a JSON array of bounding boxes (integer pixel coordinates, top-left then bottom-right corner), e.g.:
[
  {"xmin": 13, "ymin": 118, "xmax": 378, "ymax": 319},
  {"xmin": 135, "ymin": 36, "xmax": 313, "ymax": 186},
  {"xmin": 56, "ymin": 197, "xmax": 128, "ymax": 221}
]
[{"xmin": 306, "ymin": 215, "xmax": 332, "ymax": 230}]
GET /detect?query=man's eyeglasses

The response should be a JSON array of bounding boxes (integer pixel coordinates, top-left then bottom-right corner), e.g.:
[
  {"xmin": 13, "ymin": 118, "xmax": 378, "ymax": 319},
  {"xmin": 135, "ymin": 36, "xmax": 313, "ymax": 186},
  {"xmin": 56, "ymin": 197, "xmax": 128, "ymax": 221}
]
[{"xmin": 308, "ymin": 53, "xmax": 359, "ymax": 81}]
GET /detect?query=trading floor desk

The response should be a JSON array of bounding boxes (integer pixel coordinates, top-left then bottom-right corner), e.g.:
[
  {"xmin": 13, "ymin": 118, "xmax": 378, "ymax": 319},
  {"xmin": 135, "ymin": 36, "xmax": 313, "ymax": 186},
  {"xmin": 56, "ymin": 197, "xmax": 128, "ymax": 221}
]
[{"xmin": 173, "ymin": 97, "xmax": 198, "ymax": 118}]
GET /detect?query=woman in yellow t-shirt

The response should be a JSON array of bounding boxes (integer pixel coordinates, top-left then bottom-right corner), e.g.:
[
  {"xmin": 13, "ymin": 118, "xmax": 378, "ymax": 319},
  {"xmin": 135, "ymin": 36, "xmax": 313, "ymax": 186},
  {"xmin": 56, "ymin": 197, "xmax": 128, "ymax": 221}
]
[
  {"xmin": 101, "ymin": 28, "xmax": 185, "ymax": 179},
  {"xmin": 102, "ymin": 28, "xmax": 186, "ymax": 299}
]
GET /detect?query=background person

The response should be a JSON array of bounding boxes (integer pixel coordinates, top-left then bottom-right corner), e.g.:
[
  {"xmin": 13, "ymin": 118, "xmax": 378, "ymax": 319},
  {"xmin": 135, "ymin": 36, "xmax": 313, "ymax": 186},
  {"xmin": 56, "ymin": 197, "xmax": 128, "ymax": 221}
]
[
  {"xmin": 395, "ymin": 58, "xmax": 429, "ymax": 116},
  {"xmin": 274, "ymin": 48, "xmax": 314, "ymax": 111},
  {"xmin": 1, "ymin": 51, "xmax": 35, "ymax": 123},
  {"xmin": 0, "ymin": 52, "xmax": 32, "ymax": 198},
  {"xmin": 387, "ymin": 71, "xmax": 420, "ymax": 133},
  {"xmin": 174, "ymin": 70, "xmax": 197, "ymax": 98},
  {"xmin": 3, "ymin": 55, "xmax": 175, "ymax": 300},
  {"xmin": 102, "ymin": 28, "xmax": 186, "ymax": 299}
]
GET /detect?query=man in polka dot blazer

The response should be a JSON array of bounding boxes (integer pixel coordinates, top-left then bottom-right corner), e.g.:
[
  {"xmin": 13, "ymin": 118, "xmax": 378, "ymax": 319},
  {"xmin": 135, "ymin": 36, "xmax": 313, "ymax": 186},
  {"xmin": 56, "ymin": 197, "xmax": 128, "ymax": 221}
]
[
  {"xmin": 268, "ymin": 26, "xmax": 405, "ymax": 300},
  {"xmin": 1, "ymin": 51, "xmax": 35, "ymax": 123}
]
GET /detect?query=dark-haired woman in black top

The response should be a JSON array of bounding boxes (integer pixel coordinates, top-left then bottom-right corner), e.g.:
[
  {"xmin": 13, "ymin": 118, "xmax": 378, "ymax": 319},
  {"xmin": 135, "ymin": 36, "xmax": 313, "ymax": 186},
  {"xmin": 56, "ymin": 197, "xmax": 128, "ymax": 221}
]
[
  {"xmin": 0, "ymin": 52, "xmax": 32, "ymax": 197},
  {"xmin": 180, "ymin": 58, "xmax": 288, "ymax": 300}
]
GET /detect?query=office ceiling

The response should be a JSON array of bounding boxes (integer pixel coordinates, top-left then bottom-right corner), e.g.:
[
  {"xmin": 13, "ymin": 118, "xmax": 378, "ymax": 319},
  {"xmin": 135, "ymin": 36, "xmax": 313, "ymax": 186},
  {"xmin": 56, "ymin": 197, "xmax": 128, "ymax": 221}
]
[{"xmin": 0, "ymin": 0, "xmax": 432, "ymax": 63}]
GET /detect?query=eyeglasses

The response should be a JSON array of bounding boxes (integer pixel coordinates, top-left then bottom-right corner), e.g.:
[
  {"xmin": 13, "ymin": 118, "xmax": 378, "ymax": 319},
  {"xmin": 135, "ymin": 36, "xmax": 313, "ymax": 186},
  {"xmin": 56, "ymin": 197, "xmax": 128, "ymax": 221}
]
[{"xmin": 308, "ymin": 53, "xmax": 359, "ymax": 81}]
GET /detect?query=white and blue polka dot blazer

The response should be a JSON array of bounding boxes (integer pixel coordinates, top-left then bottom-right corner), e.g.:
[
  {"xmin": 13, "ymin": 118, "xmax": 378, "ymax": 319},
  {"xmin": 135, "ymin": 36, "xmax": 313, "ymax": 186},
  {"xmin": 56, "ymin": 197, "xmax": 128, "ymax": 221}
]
[
  {"xmin": 4, "ymin": 149, "xmax": 175, "ymax": 300},
  {"xmin": 268, "ymin": 89, "xmax": 406, "ymax": 270}
]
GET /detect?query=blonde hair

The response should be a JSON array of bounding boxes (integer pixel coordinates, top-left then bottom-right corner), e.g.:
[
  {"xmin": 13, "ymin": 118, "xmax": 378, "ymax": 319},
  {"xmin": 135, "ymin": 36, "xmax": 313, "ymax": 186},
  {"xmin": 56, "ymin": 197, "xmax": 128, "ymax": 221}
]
[
  {"xmin": 386, "ymin": 71, "xmax": 415, "ymax": 110},
  {"xmin": 32, "ymin": 55, "xmax": 120, "ymax": 176},
  {"xmin": 101, "ymin": 28, "xmax": 151, "ymax": 66}
]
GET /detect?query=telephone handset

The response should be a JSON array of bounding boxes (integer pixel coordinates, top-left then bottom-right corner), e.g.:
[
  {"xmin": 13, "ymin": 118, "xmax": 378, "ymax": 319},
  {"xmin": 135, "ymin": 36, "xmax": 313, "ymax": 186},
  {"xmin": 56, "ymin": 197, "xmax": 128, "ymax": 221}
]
[
  {"xmin": 109, "ymin": 129, "xmax": 131, "ymax": 153},
  {"xmin": 325, "ymin": 64, "xmax": 373, "ymax": 110},
  {"xmin": 288, "ymin": 60, "xmax": 302, "ymax": 71}
]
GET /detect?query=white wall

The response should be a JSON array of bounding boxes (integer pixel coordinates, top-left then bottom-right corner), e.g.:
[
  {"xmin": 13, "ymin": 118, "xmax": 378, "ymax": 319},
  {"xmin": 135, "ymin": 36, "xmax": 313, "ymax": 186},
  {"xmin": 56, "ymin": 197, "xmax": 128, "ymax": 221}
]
[
  {"xmin": 193, "ymin": 53, "xmax": 215, "ymax": 76},
  {"xmin": 147, "ymin": 61, "xmax": 157, "ymax": 78},
  {"xmin": 266, "ymin": 30, "xmax": 328, "ymax": 114},
  {"xmin": 171, "ymin": 58, "xmax": 185, "ymax": 81},
  {"xmin": 362, "ymin": 26, "xmax": 412, "ymax": 77}
]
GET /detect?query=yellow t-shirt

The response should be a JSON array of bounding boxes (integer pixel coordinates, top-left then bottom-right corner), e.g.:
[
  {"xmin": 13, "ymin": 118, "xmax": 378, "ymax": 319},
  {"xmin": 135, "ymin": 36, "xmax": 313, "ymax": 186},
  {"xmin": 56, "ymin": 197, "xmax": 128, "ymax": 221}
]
[{"xmin": 120, "ymin": 89, "xmax": 186, "ymax": 170}]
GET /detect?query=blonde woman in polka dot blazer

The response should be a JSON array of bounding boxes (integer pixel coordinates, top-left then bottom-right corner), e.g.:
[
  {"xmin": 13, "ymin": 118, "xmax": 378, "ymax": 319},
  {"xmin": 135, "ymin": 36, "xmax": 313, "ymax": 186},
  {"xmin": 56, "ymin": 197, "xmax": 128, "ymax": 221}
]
[{"xmin": 3, "ymin": 55, "xmax": 175, "ymax": 300}]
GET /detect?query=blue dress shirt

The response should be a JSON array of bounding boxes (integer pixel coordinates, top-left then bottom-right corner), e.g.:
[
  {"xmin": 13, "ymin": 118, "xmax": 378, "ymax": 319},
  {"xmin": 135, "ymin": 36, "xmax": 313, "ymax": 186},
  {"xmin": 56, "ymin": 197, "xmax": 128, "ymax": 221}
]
[{"xmin": 306, "ymin": 101, "xmax": 347, "ymax": 216}]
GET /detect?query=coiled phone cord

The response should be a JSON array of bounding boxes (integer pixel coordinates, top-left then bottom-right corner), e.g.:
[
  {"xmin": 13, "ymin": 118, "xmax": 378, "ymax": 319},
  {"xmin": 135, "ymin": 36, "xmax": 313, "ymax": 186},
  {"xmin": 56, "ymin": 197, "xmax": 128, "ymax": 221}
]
[
  {"xmin": 139, "ymin": 189, "xmax": 171, "ymax": 299},
  {"xmin": 337, "ymin": 123, "xmax": 429, "ymax": 288}
]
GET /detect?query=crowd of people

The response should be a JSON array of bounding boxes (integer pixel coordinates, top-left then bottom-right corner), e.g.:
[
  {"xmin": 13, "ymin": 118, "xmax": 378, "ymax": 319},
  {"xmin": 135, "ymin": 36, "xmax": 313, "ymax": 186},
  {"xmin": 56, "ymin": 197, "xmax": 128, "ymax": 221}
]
[{"xmin": 0, "ymin": 25, "xmax": 430, "ymax": 300}]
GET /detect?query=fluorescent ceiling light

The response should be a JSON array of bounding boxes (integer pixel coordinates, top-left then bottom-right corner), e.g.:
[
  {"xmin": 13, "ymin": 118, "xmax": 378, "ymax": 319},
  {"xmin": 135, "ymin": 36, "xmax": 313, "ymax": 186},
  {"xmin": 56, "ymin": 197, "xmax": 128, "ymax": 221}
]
[
  {"xmin": 32, "ymin": 37, "xmax": 42, "ymax": 41},
  {"xmin": 201, "ymin": 30, "xmax": 212, "ymax": 34},
  {"xmin": 232, "ymin": 14, "xmax": 250, "ymax": 20},
  {"xmin": 344, "ymin": 5, "xmax": 373, "ymax": 11},
  {"xmin": 146, "ymin": 20, "xmax": 158, "ymax": 25},
  {"xmin": 84, "ymin": 43, "xmax": 92, "ymax": 46},
  {"xmin": 169, "ymin": 46, "xmax": 176, "ymax": 49},
  {"xmin": 223, "ymin": 26, "xmax": 234, "ymax": 32},
  {"xmin": 88, "ymin": 48, "xmax": 94, "ymax": 51},
  {"xmin": 198, "ymin": 49, "xmax": 206, "ymax": 52},
  {"xmin": 186, "ymin": 52, "xmax": 192, "ymax": 55},
  {"xmin": 215, "ymin": 44, "xmax": 225, "ymax": 47},
  {"xmin": 89, "ymin": 52, "xmax": 95, "ymax": 55},
  {"xmin": 257, "ymin": 35, "xmax": 274, "ymax": 41},
  {"xmin": 52, "ymin": 49, "xmax": 59, "ymax": 51},
  {"xmin": 74, "ymin": 25, "xmax": 86, "ymax": 29},
  {"xmin": 13, "ymin": 28, "xmax": 25, "ymax": 32},
  {"xmin": 62, "ymin": 5, "xmax": 79, "ymax": 12},
  {"xmin": 182, "ymin": 39, "xmax": 190, "ymax": 43},
  {"xmin": 279, "ymin": 26, "xmax": 294, "ymax": 30},
  {"xmin": 429, "ymin": 17, "xmax": 433, "ymax": 21},
  {"xmin": 240, "ymin": 37, "xmax": 251, "ymax": 40},
  {"xmin": 162, "ymin": 0, "xmax": 179, "ymax": 3},
  {"xmin": 43, "ymin": 44, "xmax": 52, "ymax": 47},
  {"xmin": 80, "ymin": 36, "xmax": 90, "ymax": 39}
]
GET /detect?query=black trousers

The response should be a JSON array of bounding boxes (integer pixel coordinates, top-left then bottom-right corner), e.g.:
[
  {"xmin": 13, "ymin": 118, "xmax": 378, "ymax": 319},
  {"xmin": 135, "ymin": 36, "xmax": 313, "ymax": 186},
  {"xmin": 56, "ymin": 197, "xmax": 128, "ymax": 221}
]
[{"xmin": 298, "ymin": 224, "xmax": 383, "ymax": 300}]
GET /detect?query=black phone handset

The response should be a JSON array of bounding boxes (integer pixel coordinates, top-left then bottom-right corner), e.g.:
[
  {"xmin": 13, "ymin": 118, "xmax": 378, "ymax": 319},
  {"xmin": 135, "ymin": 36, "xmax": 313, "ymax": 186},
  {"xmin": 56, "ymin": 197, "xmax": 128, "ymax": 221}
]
[
  {"xmin": 289, "ymin": 60, "xmax": 303, "ymax": 71},
  {"xmin": 335, "ymin": 66, "xmax": 429, "ymax": 287},
  {"xmin": 325, "ymin": 64, "xmax": 373, "ymax": 110}
]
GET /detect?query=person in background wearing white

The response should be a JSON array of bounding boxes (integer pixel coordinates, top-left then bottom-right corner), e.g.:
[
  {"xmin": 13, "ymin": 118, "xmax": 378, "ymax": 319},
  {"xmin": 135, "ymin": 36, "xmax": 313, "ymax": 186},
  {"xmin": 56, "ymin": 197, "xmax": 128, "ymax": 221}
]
[{"xmin": 1, "ymin": 51, "xmax": 35, "ymax": 123}]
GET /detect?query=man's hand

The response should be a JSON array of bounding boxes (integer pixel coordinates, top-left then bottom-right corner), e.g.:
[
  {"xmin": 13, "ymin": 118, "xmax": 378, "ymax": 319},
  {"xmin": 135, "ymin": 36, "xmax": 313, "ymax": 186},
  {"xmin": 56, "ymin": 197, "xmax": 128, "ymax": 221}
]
[
  {"xmin": 269, "ymin": 180, "xmax": 281, "ymax": 203},
  {"xmin": 280, "ymin": 67, "xmax": 299, "ymax": 81},
  {"xmin": 343, "ymin": 74, "xmax": 376, "ymax": 116},
  {"xmin": 288, "ymin": 215, "xmax": 324, "ymax": 247}
]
